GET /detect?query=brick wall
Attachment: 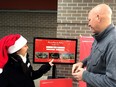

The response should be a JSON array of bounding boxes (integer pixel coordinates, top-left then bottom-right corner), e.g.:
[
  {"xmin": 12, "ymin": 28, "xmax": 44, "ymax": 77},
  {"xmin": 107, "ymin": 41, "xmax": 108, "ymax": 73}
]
[{"xmin": 57, "ymin": 0, "xmax": 116, "ymax": 87}]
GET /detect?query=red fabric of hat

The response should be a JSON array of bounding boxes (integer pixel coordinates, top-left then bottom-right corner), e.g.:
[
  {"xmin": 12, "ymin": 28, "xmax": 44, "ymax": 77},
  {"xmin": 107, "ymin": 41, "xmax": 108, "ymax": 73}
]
[
  {"xmin": 0, "ymin": 34, "xmax": 27, "ymax": 70},
  {"xmin": 0, "ymin": 34, "xmax": 20, "ymax": 69}
]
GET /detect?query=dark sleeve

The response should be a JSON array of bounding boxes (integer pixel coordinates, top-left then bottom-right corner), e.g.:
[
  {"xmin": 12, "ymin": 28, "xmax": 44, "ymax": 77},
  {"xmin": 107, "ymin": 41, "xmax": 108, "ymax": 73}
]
[
  {"xmin": 31, "ymin": 63, "xmax": 51, "ymax": 80},
  {"xmin": 0, "ymin": 68, "xmax": 9, "ymax": 87},
  {"xmin": 0, "ymin": 72, "xmax": 8, "ymax": 87}
]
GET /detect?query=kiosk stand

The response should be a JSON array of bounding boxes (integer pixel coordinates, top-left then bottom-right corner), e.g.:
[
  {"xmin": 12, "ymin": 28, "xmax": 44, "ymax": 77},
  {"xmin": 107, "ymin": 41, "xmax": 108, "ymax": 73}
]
[{"xmin": 52, "ymin": 65, "xmax": 56, "ymax": 78}]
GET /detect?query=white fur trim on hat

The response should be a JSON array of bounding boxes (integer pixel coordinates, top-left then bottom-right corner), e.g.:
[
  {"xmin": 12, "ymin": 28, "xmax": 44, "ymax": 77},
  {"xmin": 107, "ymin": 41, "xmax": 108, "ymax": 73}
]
[
  {"xmin": 8, "ymin": 36, "xmax": 27, "ymax": 54},
  {"xmin": 0, "ymin": 68, "xmax": 3, "ymax": 74}
]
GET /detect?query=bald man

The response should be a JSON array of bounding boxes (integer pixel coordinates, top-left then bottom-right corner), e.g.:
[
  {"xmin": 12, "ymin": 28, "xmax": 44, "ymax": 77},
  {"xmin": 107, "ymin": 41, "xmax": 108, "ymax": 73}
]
[{"xmin": 72, "ymin": 4, "xmax": 116, "ymax": 87}]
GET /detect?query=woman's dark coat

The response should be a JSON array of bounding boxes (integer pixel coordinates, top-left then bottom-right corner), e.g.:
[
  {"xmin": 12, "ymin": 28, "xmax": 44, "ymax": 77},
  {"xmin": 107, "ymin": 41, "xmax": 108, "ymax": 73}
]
[{"xmin": 0, "ymin": 53, "xmax": 51, "ymax": 87}]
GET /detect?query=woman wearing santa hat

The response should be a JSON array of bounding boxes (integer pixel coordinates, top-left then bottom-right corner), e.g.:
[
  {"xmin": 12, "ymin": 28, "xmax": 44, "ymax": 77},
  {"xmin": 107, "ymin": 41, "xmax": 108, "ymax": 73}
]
[{"xmin": 0, "ymin": 34, "xmax": 54, "ymax": 87}]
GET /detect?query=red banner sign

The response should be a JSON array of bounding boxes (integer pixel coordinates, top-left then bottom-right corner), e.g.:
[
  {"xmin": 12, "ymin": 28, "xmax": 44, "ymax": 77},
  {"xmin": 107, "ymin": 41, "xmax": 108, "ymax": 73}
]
[{"xmin": 79, "ymin": 36, "xmax": 94, "ymax": 87}]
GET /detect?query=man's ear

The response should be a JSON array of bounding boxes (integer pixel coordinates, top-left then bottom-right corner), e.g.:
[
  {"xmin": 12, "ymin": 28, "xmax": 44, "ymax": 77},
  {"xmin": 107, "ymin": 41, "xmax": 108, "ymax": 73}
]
[
  {"xmin": 97, "ymin": 15, "xmax": 99, "ymax": 20},
  {"xmin": 97, "ymin": 15, "xmax": 101, "ymax": 22}
]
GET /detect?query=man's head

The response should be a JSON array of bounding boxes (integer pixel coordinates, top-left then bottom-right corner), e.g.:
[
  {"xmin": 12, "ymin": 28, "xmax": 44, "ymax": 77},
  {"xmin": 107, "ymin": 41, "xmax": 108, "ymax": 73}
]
[{"xmin": 88, "ymin": 4, "xmax": 112, "ymax": 34}]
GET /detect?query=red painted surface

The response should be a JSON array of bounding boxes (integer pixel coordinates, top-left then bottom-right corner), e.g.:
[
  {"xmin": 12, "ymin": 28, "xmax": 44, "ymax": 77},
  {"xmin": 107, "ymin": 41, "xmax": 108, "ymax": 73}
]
[{"xmin": 40, "ymin": 78, "xmax": 72, "ymax": 87}]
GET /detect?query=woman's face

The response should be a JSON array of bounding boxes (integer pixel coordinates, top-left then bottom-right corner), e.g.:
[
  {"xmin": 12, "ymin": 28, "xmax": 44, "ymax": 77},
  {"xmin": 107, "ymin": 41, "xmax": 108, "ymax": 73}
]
[{"xmin": 17, "ymin": 44, "xmax": 28, "ymax": 56}]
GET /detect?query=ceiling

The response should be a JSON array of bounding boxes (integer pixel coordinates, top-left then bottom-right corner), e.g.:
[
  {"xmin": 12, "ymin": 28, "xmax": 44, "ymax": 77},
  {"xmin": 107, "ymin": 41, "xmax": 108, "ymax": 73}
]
[{"xmin": 0, "ymin": 0, "xmax": 57, "ymax": 10}]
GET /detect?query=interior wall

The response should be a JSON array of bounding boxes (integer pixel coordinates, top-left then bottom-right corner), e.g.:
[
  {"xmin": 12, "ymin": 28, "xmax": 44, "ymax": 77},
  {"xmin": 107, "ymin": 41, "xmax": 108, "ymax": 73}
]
[{"xmin": 0, "ymin": 11, "xmax": 57, "ymax": 76}]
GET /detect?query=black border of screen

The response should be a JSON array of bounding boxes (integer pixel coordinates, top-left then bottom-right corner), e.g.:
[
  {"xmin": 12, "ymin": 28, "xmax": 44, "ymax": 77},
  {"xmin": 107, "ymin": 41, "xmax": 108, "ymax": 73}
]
[{"xmin": 33, "ymin": 37, "xmax": 78, "ymax": 65}]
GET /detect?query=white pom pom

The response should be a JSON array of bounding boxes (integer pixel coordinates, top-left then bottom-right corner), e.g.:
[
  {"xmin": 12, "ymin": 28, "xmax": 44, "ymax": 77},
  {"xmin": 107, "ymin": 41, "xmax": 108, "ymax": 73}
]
[{"xmin": 0, "ymin": 68, "xmax": 3, "ymax": 74}]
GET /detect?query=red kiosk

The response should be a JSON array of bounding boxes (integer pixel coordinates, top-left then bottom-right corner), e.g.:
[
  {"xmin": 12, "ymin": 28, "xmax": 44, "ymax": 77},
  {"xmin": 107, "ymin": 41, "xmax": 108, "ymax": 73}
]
[
  {"xmin": 33, "ymin": 37, "xmax": 77, "ymax": 87},
  {"xmin": 40, "ymin": 78, "xmax": 72, "ymax": 87}
]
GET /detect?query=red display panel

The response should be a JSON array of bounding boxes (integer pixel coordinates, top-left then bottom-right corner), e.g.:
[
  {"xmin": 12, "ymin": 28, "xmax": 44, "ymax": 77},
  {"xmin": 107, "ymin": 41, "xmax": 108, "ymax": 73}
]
[
  {"xmin": 33, "ymin": 37, "xmax": 78, "ymax": 64},
  {"xmin": 40, "ymin": 78, "xmax": 72, "ymax": 87}
]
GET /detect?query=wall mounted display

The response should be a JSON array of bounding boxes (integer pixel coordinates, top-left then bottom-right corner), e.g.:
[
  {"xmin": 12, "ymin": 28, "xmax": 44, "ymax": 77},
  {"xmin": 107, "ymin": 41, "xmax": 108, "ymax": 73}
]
[{"xmin": 33, "ymin": 37, "xmax": 78, "ymax": 64}]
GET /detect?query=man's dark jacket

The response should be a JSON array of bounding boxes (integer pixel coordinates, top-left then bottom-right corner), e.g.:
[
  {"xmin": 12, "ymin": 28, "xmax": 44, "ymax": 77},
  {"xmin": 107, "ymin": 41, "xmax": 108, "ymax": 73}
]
[{"xmin": 82, "ymin": 24, "xmax": 116, "ymax": 87}]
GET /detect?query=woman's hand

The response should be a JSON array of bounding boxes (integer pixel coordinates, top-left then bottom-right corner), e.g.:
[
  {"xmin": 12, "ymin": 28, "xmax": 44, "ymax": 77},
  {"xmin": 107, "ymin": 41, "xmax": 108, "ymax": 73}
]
[{"xmin": 49, "ymin": 59, "xmax": 54, "ymax": 66}]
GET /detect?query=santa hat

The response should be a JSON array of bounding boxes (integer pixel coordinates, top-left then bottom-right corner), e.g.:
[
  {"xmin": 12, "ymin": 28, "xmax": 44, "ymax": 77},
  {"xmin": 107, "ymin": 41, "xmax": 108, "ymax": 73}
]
[{"xmin": 0, "ymin": 34, "xmax": 27, "ymax": 73}]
